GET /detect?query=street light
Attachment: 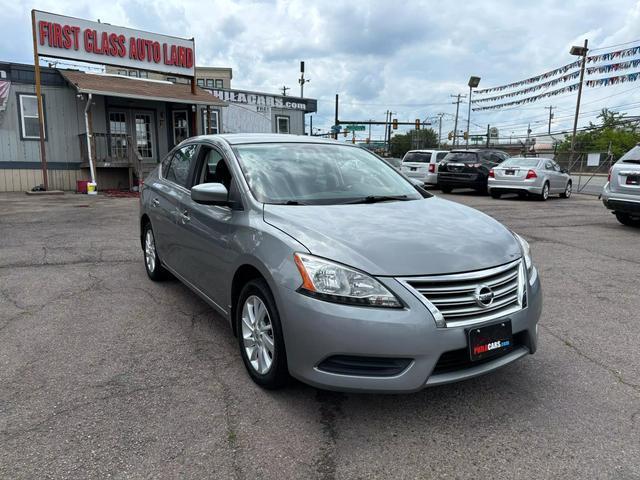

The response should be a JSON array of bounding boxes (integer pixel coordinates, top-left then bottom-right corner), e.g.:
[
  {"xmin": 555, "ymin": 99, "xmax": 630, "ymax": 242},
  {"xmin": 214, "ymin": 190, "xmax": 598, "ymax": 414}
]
[
  {"xmin": 569, "ymin": 40, "xmax": 588, "ymax": 164},
  {"xmin": 466, "ymin": 76, "xmax": 481, "ymax": 148}
]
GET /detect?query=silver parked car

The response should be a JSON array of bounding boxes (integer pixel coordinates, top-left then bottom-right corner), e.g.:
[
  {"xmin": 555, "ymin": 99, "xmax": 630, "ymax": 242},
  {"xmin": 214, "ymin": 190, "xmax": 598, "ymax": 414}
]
[
  {"xmin": 400, "ymin": 149, "xmax": 449, "ymax": 186},
  {"xmin": 140, "ymin": 134, "xmax": 542, "ymax": 393},
  {"xmin": 488, "ymin": 157, "xmax": 572, "ymax": 200},
  {"xmin": 602, "ymin": 144, "xmax": 640, "ymax": 227}
]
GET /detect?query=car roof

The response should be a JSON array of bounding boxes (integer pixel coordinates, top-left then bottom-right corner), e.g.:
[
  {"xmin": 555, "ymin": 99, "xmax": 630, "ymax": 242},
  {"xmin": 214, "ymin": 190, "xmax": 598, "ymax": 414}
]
[
  {"xmin": 191, "ymin": 133, "xmax": 346, "ymax": 146},
  {"xmin": 406, "ymin": 149, "xmax": 440, "ymax": 153},
  {"xmin": 449, "ymin": 149, "xmax": 507, "ymax": 154}
]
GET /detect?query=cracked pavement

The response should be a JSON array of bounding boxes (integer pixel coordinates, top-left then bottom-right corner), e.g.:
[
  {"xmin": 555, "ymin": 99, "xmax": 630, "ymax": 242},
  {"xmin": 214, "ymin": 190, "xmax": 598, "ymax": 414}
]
[{"xmin": 0, "ymin": 191, "xmax": 639, "ymax": 479}]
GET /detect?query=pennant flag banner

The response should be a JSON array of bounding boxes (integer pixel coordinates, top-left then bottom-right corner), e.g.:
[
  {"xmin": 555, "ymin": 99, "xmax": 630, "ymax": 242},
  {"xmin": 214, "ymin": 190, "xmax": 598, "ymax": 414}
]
[
  {"xmin": 472, "ymin": 71, "xmax": 580, "ymax": 103},
  {"xmin": 472, "ymin": 84, "xmax": 580, "ymax": 111},
  {"xmin": 587, "ymin": 45, "xmax": 640, "ymax": 63},
  {"xmin": 586, "ymin": 58, "xmax": 640, "ymax": 75},
  {"xmin": 474, "ymin": 60, "xmax": 581, "ymax": 94},
  {"xmin": 473, "ymin": 70, "xmax": 640, "ymax": 111},
  {"xmin": 585, "ymin": 71, "xmax": 640, "ymax": 87}
]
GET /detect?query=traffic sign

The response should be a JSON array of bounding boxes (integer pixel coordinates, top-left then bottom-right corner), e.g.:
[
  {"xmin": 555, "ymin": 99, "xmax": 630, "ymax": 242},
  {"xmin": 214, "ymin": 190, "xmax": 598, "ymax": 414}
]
[
  {"xmin": 346, "ymin": 125, "xmax": 366, "ymax": 131},
  {"xmin": 331, "ymin": 125, "xmax": 341, "ymax": 133}
]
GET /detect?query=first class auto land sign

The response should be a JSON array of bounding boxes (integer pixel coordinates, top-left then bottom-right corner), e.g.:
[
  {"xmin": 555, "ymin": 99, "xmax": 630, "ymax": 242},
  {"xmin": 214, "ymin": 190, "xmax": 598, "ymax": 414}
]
[{"xmin": 32, "ymin": 10, "xmax": 195, "ymax": 77}]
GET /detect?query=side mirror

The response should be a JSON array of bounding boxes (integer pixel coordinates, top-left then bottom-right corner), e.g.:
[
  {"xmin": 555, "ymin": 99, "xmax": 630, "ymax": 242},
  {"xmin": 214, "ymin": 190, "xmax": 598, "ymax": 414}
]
[{"xmin": 191, "ymin": 183, "xmax": 229, "ymax": 206}]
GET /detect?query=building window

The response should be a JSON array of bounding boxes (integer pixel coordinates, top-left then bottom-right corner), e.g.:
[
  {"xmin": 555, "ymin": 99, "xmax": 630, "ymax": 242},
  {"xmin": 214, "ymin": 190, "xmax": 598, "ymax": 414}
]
[
  {"xmin": 202, "ymin": 109, "xmax": 220, "ymax": 134},
  {"xmin": 18, "ymin": 94, "xmax": 45, "ymax": 140},
  {"xmin": 166, "ymin": 77, "xmax": 177, "ymax": 83},
  {"xmin": 215, "ymin": 79, "xmax": 224, "ymax": 88},
  {"xmin": 197, "ymin": 78, "xmax": 205, "ymax": 87},
  {"xmin": 172, "ymin": 110, "xmax": 189, "ymax": 145},
  {"xmin": 128, "ymin": 70, "xmax": 139, "ymax": 78},
  {"xmin": 206, "ymin": 79, "xmax": 214, "ymax": 87},
  {"xmin": 117, "ymin": 69, "xmax": 127, "ymax": 76},
  {"xmin": 276, "ymin": 115, "xmax": 290, "ymax": 134},
  {"xmin": 139, "ymin": 71, "xmax": 148, "ymax": 79},
  {"xmin": 108, "ymin": 111, "xmax": 128, "ymax": 158}
]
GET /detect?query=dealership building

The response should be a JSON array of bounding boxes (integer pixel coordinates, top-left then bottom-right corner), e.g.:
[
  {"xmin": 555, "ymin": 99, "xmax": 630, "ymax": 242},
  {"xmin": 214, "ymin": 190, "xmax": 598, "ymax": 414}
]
[{"xmin": 0, "ymin": 12, "xmax": 316, "ymax": 192}]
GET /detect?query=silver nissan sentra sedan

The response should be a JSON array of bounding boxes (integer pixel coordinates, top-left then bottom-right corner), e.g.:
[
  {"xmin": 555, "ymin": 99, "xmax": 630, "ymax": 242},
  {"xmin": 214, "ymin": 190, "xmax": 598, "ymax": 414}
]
[
  {"xmin": 488, "ymin": 157, "xmax": 573, "ymax": 200},
  {"xmin": 140, "ymin": 134, "xmax": 541, "ymax": 393}
]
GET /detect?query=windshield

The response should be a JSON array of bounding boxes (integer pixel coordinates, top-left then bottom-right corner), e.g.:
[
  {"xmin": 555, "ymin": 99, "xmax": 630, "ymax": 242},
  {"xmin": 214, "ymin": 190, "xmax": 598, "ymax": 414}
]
[
  {"xmin": 501, "ymin": 158, "xmax": 541, "ymax": 168},
  {"xmin": 403, "ymin": 152, "xmax": 432, "ymax": 163},
  {"xmin": 234, "ymin": 143, "xmax": 423, "ymax": 205},
  {"xmin": 443, "ymin": 152, "xmax": 478, "ymax": 163}
]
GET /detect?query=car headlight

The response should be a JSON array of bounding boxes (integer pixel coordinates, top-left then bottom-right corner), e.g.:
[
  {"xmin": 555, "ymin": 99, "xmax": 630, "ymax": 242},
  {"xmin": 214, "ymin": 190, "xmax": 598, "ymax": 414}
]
[
  {"xmin": 293, "ymin": 253, "xmax": 402, "ymax": 308},
  {"xmin": 513, "ymin": 232, "xmax": 532, "ymax": 272}
]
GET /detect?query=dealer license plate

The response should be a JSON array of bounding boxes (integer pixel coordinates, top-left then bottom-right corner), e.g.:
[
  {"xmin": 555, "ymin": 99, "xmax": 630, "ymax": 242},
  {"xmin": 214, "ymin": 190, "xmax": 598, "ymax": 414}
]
[
  {"xmin": 626, "ymin": 175, "xmax": 639, "ymax": 185},
  {"xmin": 468, "ymin": 320, "xmax": 513, "ymax": 361}
]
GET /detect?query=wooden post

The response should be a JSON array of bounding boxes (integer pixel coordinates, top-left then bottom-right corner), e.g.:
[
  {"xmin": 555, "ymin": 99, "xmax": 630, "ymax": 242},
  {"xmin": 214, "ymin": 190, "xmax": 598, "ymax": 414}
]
[
  {"xmin": 206, "ymin": 105, "xmax": 211, "ymax": 134},
  {"xmin": 31, "ymin": 10, "xmax": 49, "ymax": 190}
]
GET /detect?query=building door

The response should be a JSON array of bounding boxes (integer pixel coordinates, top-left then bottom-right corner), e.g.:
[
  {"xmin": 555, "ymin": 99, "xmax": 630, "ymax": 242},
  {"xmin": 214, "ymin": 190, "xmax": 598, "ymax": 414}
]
[
  {"xmin": 133, "ymin": 112, "xmax": 156, "ymax": 164},
  {"xmin": 172, "ymin": 110, "xmax": 189, "ymax": 147}
]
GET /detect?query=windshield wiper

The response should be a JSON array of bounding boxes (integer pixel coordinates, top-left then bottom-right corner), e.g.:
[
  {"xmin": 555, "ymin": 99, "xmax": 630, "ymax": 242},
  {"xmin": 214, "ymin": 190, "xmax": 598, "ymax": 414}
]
[
  {"xmin": 269, "ymin": 200, "xmax": 308, "ymax": 205},
  {"xmin": 344, "ymin": 195, "xmax": 410, "ymax": 204}
]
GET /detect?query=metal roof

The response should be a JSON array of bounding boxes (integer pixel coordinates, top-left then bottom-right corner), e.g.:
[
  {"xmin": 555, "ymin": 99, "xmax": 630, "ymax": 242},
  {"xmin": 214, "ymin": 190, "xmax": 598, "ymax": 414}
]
[{"xmin": 60, "ymin": 70, "xmax": 226, "ymax": 106}]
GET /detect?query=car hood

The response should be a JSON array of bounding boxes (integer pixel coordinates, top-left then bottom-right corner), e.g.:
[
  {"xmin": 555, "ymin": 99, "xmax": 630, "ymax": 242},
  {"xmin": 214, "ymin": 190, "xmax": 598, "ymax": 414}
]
[{"xmin": 263, "ymin": 197, "xmax": 522, "ymax": 276}]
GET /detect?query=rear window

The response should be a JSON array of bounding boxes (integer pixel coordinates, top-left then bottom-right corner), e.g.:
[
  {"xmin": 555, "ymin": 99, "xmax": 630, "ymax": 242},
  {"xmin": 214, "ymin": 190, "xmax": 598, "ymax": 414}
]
[
  {"xmin": 501, "ymin": 158, "xmax": 540, "ymax": 168},
  {"xmin": 403, "ymin": 152, "xmax": 432, "ymax": 163},
  {"xmin": 443, "ymin": 152, "xmax": 478, "ymax": 163}
]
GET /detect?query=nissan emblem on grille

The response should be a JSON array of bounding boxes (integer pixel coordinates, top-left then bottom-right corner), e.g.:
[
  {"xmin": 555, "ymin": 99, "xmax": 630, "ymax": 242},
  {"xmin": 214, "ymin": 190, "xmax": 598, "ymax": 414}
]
[{"xmin": 474, "ymin": 285, "xmax": 495, "ymax": 307}]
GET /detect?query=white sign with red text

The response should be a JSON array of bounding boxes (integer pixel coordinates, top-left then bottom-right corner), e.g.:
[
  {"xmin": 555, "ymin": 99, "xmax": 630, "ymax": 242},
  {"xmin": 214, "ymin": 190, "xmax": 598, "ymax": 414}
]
[{"xmin": 33, "ymin": 10, "xmax": 195, "ymax": 77}]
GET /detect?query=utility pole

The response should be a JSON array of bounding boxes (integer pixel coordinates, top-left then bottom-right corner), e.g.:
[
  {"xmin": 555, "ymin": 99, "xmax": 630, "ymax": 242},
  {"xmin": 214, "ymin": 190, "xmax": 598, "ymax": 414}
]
[
  {"xmin": 334, "ymin": 94, "xmax": 339, "ymax": 139},
  {"xmin": 368, "ymin": 119, "xmax": 372, "ymax": 143},
  {"xmin": 437, "ymin": 113, "xmax": 445, "ymax": 148},
  {"xmin": 545, "ymin": 106, "xmax": 555, "ymax": 135},
  {"xmin": 486, "ymin": 124, "xmax": 491, "ymax": 148},
  {"xmin": 525, "ymin": 123, "xmax": 531, "ymax": 156},
  {"xmin": 451, "ymin": 94, "xmax": 466, "ymax": 147},
  {"xmin": 298, "ymin": 61, "xmax": 310, "ymax": 98},
  {"xmin": 570, "ymin": 39, "xmax": 589, "ymax": 163},
  {"xmin": 281, "ymin": 85, "xmax": 290, "ymax": 96},
  {"xmin": 383, "ymin": 110, "xmax": 389, "ymax": 148}
]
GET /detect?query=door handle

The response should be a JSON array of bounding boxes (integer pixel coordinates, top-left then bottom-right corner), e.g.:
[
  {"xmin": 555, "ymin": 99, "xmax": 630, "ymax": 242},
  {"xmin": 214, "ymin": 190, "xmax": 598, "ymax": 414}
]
[
  {"xmin": 151, "ymin": 198, "xmax": 160, "ymax": 207},
  {"xmin": 179, "ymin": 209, "xmax": 191, "ymax": 223}
]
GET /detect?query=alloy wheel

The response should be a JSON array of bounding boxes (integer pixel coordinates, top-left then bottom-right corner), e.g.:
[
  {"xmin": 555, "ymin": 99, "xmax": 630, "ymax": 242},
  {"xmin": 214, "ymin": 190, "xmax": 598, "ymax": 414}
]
[
  {"xmin": 542, "ymin": 183, "xmax": 549, "ymax": 200},
  {"xmin": 144, "ymin": 229, "xmax": 156, "ymax": 273},
  {"xmin": 241, "ymin": 295, "xmax": 275, "ymax": 375},
  {"xmin": 565, "ymin": 183, "xmax": 572, "ymax": 198}
]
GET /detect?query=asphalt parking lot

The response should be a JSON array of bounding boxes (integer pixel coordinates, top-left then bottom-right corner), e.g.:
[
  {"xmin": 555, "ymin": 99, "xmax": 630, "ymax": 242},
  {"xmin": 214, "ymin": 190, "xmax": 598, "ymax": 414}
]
[{"xmin": 1, "ymin": 190, "xmax": 639, "ymax": 479}]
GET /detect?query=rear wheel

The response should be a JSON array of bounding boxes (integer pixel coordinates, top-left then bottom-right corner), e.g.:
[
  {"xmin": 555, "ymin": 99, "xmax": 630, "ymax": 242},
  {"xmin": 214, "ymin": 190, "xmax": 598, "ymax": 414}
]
[
  {"xmin": 490, "ymin": 191, "xmax": 502, "ymax": 199},
  {"xmin": 538, "ymin": 182, "xmax": 550, "ymax": 201},
  {"xmin": 560, "ymin": 181, "xmax": 572, "ymax": 199},
  {"xmin": 236, "ymin": 279, "xmax": 289, "ymax": 389},
  {"xmin": 143, "ymin": 223, "xmax": 168, "ymax": 281},
  {"xmin": 615, "ymin": 212, "xmax": 640, "ymax": 227},
  {"xmin": 440, "ymin": 186, "xmax": 452, "ymax": 194}
]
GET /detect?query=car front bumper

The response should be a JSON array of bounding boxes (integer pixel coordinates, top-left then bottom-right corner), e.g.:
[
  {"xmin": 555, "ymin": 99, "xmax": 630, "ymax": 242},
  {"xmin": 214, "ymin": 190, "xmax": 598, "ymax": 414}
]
[
  {"xmin": 601, "ymin": 182, "xmax": 640, "ymax": 214},
  {"xmin": 277, "ymin": 268, "xmax": 542, "ymax": 393}
]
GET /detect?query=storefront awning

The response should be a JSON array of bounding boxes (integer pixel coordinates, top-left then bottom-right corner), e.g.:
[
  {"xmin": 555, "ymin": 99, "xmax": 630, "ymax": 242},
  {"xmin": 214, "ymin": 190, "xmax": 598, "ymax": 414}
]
[{"xmin": 60, "ymin": 70, "xmax": 226, "ymax": 106}]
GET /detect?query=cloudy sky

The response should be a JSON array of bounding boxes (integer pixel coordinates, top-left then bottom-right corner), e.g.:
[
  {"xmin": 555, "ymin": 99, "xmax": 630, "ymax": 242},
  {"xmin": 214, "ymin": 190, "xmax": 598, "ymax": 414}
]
[{"xmin": 2, "ymin": 0, "xmax": 640, "ymax": 142}]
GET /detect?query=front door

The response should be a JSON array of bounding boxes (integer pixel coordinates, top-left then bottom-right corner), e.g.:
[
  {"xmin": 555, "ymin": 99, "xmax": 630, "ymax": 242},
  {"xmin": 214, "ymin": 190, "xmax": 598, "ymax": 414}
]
[{"xmin": 133, "ymin": 112, "xmax": 156, "ymax": 164}]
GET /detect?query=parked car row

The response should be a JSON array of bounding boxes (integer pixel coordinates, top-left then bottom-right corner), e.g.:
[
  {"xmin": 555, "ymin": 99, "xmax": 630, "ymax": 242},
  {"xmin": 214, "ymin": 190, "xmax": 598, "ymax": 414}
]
[{"xmin": 401, "ymin": 149, "xmax": 572, "ymax": 201}]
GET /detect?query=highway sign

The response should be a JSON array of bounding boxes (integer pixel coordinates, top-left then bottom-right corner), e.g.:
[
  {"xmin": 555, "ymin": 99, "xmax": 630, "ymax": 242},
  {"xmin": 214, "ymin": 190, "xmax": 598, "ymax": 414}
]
[{"xmin": 346, "ymin": 125, "xmax": 366, "ymax": 131}]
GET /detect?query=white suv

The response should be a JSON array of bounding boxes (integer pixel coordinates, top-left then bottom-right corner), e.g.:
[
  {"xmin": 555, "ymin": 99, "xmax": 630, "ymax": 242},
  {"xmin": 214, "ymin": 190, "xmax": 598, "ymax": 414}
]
[{"xmin": 400, "ymin": 149, "xmax": 449, "ymax": 186}]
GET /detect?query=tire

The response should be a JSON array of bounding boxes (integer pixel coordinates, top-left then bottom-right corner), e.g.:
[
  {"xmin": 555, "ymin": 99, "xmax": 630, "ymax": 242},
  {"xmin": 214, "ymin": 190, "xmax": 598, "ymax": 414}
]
[
  {"xmin": 143, "ymin": 223, "xmax": 169, "ymax": 281},
  {"xmin": 615, "ymin": 212, "xmax": 640, "ymax": 227},
  {"xmin": 440, "ymin": 186, "xmax": 452, "ymax": 194},
  {"xmin": 236, "ymin": 278, "xmax": 289, "ymax": 389},
  {"xmin": 560, "ymin": 181, "xmax": 572, "ymax": 199},
  {"xmin": 518, "ymin": 192, "xmax": 527, "ymax": 199},
  {"xmin": 490, "ymin": 191, "xmax": 502, "ymax": 199},
  {"xmin": 538, "ymin": 182, "xmax": 550, "ymax": 201}
]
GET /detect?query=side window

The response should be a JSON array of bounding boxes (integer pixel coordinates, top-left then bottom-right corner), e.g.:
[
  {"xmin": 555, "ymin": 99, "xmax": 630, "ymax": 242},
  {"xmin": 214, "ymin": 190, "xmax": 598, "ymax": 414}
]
[
  {"xmin": 545, "ymin": 160, "xmax": 554, "ymax": 170},
  {"xmin": 553, "ymin": 162, "xmax": 562, "ymax": 172},
  {"xmin": 166, "ymin": 144, "xmax": 198, "ymax": 188},
  {"xmin": 436, "ymin": 152, "xmax": 447, "ymax": 161},
  {"xmin": 161, "ymin": 153, "xmax": 173, "ymax": 178}
]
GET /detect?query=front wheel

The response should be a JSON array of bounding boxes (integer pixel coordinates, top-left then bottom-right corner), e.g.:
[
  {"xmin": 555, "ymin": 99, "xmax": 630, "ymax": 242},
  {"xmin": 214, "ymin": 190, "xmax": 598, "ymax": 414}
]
[
  {"xmin": 538, "ymin": 182, "xmax": 550, "ymax": 201},
  {"xmin": 615, "ymin": 212, "xmax": 640, "ymax": 227},
  {"xmin": 236, "ymin": 279, "xmax": 289, "ymax": 389},
  {"xmin": 560, "ymin": 182, "xmax": 572, "ymax": 198}
]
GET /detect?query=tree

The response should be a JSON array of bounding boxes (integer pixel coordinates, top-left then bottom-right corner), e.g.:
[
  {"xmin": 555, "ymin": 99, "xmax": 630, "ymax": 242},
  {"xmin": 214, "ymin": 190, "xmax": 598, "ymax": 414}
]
[
  {"xmin": 390, "ymin": 128, "xmax": 439, "ymax": 157},
  {"xmin": 557, "ymin": 109, "xmax": 640, "ymax": 159}
]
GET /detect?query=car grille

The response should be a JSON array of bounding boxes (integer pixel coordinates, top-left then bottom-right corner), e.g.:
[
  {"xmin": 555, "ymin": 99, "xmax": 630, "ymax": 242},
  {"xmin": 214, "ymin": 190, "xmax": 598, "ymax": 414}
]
[{"xmin": 398, "ymin": 260, "xmax": 525, "ymax": 328}]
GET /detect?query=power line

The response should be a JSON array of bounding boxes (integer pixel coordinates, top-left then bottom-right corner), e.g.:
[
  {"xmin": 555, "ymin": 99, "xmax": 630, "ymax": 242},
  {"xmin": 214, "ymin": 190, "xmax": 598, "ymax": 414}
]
[{"xmin": 590, "ymin": 38, "xmax": 640, "ymax": 52}]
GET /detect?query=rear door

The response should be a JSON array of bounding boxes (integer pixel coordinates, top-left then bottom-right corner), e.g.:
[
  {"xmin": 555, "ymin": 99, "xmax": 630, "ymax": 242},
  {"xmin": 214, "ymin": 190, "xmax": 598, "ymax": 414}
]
[
  {"xmin": 158, "ymin": 144, "xmax": 200, "ymax": 275},
  {"xmin": 543, "ymin": 160, "xmax": 562, "ymax": 191}
]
